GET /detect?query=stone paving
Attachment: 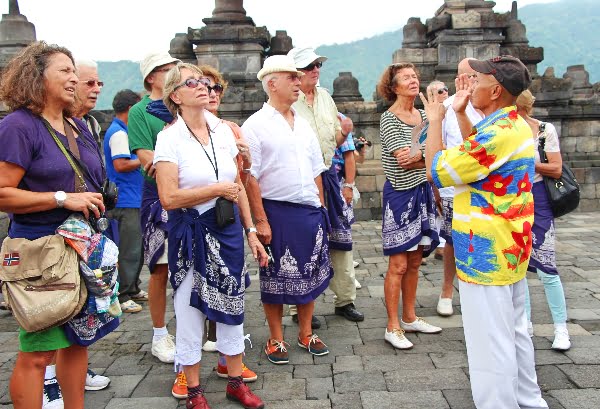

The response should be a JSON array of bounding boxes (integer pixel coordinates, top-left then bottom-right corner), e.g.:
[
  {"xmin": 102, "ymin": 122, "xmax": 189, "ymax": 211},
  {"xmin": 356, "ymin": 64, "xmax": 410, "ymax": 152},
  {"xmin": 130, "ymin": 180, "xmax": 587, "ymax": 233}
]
[{"xmin": 1, "ymin": 212, "xmax": 600, "ymax": 408}]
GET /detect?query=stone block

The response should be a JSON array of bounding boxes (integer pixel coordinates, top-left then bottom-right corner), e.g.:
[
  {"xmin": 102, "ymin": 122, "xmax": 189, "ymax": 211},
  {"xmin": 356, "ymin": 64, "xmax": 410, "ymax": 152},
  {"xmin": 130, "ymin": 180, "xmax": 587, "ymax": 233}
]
[
  {"xmin": 334, "ymin": 370, "xmax": 387, "ymax": 393},
  {"xmin": 452, "ymin": 10, "xmax": 482, "ymax": 29},
  {"xmin": 442, "ymin": 389, "xmax": 476, "ymax": 409},
  {"xmin": 429, "ymin": 351, "xmax": 469, "ymax": 368},
  {"xmin": 356, "ymin": 175, "xmax": 376, "ymax": 193},
  {"xmin": 361, "ymin": 390, "xmax": 449, "ymax": 409},
  {"xmin": 576, "ymin": 136, "xmax": 598, "ymax": 153},
  {"xmin": 564, "ymin": 347, "xmax": 600, "ymax": 364},
  {"xmin": 333, "ymin": 355, "xmax": 363, "ymax": 374},
  {"xmin": 560, "ymin": 137, "xmax": 577, "ymax": 153},
  {"xmin": 557, "ymin": 364, "xmax": 600, "ymax": 388},
  {"xmin": 265, "ymin": 401, "xmax": 332, "ymax": 409},
  {"xmin": 384, "ymin": 368, "xmax": 470, "ymax": 391},
  {"xmin": 565, "ymin": 120, "xmax": 591, "ymax": 137},
  {"xmin": 259, "ymin": 373, "xmax": 305, "ymax": 401},
  {"xmin": 330, "ymin": 392, "xmax": 362, "ymax": 409},
  {"xmin": 533, "ymin": 350, "xmax": 573, "ymax": 365},
  {"xmin": 306, "ymin": 376, "xmax": 333, "ymax": 399},
  {"xmin": 375, "ymin": 174, "xmax": 387, "ymax": 192},
  {"xmin": 586, "ymin": 167, "xmax": 600, "ymax": 184},
  {"xmin": 293, "ymin": 364, "xmax": 332, "ymax": 379},
  {"xmin": 550, "ymin": 388, "xmax": 600, "ymax": 409},
  {"xmin": 104, "ymin": 397, "xmax": 178, "ymax": 409}
]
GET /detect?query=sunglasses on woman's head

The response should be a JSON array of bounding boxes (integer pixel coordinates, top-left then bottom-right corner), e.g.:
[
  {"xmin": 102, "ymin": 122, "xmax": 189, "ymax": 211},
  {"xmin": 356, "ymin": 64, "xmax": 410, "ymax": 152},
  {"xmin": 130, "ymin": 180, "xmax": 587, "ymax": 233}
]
[
  {"xmin": 437, "ymin": 86, "xmax": 448, "ymax": 94},
  {"xmin": 174, "ymin": 77, "xmax": 211, "ymax": 91},
  {"xmin": 301, "ymin": 61, "xmax": 322, "ymax": 71}
]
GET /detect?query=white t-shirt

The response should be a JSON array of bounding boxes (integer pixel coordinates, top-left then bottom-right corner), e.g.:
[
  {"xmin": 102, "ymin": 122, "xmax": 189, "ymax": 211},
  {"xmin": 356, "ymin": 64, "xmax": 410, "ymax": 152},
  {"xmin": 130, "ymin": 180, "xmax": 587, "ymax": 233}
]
[
  {"xmin": 154, "ymin": 110, "xmax": 238, "ymax": 215},
  {"xmin": 439, "ymin": 94, "xmax": 484, "ymax": 198},
  {"xmin": 534, "ymin": 121, "xmax": 560, "ymax": 183}
]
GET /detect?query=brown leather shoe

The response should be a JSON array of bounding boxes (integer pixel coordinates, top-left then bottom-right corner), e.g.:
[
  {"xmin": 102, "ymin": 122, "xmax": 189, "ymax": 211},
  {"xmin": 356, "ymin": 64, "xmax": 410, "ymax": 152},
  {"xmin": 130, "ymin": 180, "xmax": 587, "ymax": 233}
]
[
  {"xmin": 226, "ymin": 382, "xmax": 265, "ymax": 409},
  {"xmin": 186, "ymin": 394, "xmax": 211, "ymax": 409}
]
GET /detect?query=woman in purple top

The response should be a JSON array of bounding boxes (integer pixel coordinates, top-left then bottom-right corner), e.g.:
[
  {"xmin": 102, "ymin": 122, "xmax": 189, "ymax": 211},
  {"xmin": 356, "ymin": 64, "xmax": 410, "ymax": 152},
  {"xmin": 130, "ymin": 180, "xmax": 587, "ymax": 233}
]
[{"xmin": 0, "ymin": 42, "xmax": 105, "ymax": 408}]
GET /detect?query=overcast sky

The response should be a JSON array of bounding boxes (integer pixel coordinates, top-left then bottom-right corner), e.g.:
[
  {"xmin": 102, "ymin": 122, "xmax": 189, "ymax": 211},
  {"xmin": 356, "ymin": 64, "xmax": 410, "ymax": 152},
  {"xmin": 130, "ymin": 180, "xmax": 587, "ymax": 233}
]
[{"xmin": 2, "ymin": 0, "xmax": 557, "ymax": 61}]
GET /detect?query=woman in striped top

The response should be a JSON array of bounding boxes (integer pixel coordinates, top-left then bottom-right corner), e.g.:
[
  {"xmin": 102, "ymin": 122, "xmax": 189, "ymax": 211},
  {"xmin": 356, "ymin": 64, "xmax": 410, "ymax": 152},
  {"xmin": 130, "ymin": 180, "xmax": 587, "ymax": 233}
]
[{"xmin": 377, "ymin": 63, "xmax": 441, "ymax": 350}]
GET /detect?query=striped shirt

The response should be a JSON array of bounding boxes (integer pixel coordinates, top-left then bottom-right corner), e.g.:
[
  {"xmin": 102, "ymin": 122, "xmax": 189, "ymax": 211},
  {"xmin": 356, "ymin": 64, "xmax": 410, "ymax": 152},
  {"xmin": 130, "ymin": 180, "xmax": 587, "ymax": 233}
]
[{"xmin": 379, "ymin": 109, "xmax": 427, "ymax": 191}]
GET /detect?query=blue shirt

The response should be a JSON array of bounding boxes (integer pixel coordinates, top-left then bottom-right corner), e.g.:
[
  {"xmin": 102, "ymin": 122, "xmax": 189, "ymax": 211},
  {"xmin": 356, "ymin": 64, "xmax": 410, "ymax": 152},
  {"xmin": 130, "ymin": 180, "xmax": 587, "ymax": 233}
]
[
  {"xmin": 332, "ymin": 113, "xmax": 356, "ymax": 174},
  {"xmin": 103, "ymin": 118, "xmax": 143, "ymax": 208}
]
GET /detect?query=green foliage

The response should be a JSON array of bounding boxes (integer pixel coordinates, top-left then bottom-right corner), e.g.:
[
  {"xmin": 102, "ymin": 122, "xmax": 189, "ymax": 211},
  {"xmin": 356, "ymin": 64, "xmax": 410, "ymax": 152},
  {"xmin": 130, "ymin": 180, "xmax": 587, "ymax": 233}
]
[{"xmin": 93, "ymin": 0, "xmax": 598, "ymax": 109}]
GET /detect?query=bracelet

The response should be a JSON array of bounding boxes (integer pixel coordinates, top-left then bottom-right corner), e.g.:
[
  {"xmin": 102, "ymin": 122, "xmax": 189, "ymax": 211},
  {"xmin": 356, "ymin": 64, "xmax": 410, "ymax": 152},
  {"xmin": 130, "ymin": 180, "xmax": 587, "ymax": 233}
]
[
  {"xmin": 342, "ymin": 182, "xmax": 355, "ymax": 189},
  {"xmin": 245, "ymin": 227, "xmax": 257, "ymax": 235}
]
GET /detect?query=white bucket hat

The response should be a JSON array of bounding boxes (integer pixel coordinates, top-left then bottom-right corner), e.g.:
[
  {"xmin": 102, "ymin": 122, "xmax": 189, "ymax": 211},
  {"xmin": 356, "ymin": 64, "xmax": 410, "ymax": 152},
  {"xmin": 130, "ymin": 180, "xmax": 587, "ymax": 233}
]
[
  {"xmin": 257, "ymin": 55, "xmax": 304, "ymax": 81},
  {"xmin": 140, "ymin": 52, "xmax": 180, "ymax": 90},
  {"xmin": 287, "ymin": 47, "xmax": 328, "ymax": 69}
]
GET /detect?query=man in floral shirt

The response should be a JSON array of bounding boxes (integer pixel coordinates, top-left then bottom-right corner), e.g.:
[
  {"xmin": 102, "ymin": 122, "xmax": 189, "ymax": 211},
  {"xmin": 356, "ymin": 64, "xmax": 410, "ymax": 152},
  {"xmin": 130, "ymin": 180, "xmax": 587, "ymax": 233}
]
[{"xmin": 422, "ymin": 56, "xmax": 548, "ymax": 409}]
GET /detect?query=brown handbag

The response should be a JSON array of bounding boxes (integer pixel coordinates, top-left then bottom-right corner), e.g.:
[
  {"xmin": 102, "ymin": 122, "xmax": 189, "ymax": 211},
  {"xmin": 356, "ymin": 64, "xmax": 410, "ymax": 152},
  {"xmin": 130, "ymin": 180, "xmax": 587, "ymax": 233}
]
[{"xmin": 0, "ymin": 234, "xmax": 87, "ymax": 332}]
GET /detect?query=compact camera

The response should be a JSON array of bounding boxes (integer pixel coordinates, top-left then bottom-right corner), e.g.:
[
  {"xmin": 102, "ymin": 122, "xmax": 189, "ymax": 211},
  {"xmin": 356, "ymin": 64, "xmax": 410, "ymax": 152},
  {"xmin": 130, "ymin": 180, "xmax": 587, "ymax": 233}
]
[
  {"xmin": 353, "ymin": 137, "xmax": 372, "ymax": 151},
  {"xmin": 89, "ymin": 180, "xmax": 118, "ymax": 233}
]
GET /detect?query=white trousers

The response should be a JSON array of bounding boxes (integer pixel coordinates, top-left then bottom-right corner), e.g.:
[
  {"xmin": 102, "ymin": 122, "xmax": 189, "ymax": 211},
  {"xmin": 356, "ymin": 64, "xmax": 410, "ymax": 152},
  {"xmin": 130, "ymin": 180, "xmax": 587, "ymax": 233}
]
[
  {"xmin": 173, "ymin": 267, "xmax": 245, "ymax": 369},
  {"xmin": 459, "ymin": 279, "xmax": 548, "ymax": 409}
]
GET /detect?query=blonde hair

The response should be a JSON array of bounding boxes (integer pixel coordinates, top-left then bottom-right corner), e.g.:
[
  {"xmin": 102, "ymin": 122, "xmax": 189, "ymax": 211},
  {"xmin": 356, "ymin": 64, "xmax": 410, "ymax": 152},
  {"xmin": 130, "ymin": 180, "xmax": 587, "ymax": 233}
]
[
  {"xmin": 516, "ymin": 89, "xmax": 535, "ymax": 115},
  {"xmin": 162, "ymin": 63, "xmax": 203, "ymax": 116}
]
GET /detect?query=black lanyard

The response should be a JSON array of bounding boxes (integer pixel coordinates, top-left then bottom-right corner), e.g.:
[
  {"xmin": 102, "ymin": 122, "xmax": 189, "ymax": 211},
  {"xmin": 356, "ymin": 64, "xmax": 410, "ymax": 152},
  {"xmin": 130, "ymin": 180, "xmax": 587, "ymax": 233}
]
[{"xmin": 185, "ymin": 122, "xmax": 218, "ymax": 180}]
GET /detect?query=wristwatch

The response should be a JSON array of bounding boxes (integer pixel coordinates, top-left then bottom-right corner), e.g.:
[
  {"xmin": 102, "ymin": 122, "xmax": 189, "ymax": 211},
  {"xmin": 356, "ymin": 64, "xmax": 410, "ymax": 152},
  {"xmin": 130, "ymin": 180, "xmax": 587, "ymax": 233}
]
[
  {"xmin": 54, "ymin": 191, "xmax": 67, "ymax": 208},
  {"xmin": 245, "ymin": 227, "xmax": 258, "ymax": 235}
]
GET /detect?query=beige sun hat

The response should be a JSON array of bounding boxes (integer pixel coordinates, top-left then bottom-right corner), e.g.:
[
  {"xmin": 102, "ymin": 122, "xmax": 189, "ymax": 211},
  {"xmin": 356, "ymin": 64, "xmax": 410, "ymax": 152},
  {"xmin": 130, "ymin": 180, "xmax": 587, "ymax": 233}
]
[
  {"xmin": 287, "ymin": 47, "xmax": 328, "ymax": 69},
  {"xmin": 257, "ymin": 55, "xmax": 304, "ymax": 81},
  {"xmin": 140, "ymin": 52, "xmax": 180, "ymax": 90}
]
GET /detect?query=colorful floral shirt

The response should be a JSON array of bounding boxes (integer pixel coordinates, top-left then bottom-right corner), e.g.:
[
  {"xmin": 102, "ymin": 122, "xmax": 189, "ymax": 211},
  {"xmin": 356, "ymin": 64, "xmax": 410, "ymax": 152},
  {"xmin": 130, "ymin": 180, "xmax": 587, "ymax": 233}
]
[{"xmin": 431, "ymin": 106, "xmax": 535, "ymax": 286}]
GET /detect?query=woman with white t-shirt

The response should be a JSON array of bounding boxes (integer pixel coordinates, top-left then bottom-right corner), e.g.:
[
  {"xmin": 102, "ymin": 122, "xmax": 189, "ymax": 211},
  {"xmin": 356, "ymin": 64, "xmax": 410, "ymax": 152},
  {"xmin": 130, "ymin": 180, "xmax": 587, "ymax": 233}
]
[
  {"xmin": 516, "ymin": 90, "xmax": 571, "ymax": 352},
  {"xmin": 153, "ymin": 63, "xmax": 267, "ymax": 409}
]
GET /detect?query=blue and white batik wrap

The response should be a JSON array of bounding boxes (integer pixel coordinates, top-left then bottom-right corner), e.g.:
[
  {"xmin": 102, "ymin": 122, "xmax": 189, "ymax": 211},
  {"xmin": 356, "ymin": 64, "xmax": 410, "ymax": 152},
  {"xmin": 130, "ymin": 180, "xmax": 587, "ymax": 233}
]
[
  {"xmin": 140, "ymin": 180, "xmax": 168, "ymax": 271},
  {"xmin": 322, "ymin": 166, "xmax": 354, "ymax": 251}
]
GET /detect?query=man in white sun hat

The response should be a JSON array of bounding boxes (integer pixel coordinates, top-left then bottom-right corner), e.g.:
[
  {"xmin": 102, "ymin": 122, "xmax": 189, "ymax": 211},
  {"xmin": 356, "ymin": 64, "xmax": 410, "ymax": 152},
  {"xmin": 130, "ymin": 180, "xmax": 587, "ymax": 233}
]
[
  {"xmin": 288, "ymin": 47, "xmax": 364, "ymax": 325},
  {"xmin": 243, "ymin": 55, "xmax": 333, "ymax": 364}
]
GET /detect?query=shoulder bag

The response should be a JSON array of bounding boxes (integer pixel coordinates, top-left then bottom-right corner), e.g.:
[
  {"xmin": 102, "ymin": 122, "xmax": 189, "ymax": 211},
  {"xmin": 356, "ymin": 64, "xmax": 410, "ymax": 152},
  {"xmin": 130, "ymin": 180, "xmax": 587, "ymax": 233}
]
[{"xmin": 538, "ymin": 122, "xmax": 580, "ymax": 218}]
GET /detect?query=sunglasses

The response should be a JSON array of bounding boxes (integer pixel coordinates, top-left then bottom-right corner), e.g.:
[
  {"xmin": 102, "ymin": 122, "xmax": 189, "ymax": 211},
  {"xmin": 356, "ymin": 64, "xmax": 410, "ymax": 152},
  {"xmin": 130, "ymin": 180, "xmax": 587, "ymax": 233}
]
[
  {"xmin": 301, "ymin": 61, "xmax": 322, "ymax": 71},
  {"xmin": 81, "ymin": 79, "xmax": 104, "ymax": 87},
  {"xmin": 207, "ymin": 83, "xmax": 224, "ymax": 95},
  {"xmin": 174, "ymin": 77, "xmax": 211, "ymax": 91},
  {"xmin": 437, "ymin": 86, "xmax": 448, "ymax": 94}
]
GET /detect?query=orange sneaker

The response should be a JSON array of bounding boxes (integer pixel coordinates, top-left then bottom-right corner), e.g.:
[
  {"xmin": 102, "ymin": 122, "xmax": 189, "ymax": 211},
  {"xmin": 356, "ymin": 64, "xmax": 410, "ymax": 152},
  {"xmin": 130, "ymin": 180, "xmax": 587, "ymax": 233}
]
[
  {"xmin": 216, "ymin": 362, "xmax": 258, "ymax": 382},
  {"xmin": 298, "ymin": 334, "xmax": 329, "ymax": 356},
  {"xmin": 172, "ymin": 371, "xmax": 188, "ymax": 399}
]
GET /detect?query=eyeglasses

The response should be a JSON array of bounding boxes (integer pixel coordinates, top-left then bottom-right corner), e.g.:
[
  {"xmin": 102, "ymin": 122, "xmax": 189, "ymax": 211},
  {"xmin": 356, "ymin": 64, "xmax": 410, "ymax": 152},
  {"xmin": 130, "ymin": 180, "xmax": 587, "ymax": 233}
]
[
  {"xmin": 301, "ymin": 61, "xmax": 322, "ymax": 71},
  {"xmin": 437, "ymin": 87, "xmax": 448, "ymax": 94},
  {"xmin": 207, "ymin": 83, "xmax": 224, "ymax": 95},
  {"xmin": 174, "ymin": 77, "xmax": 211, "ymax": 91},
  {"xmin": 81, "ymin": 79, "xmax": 104, "ymax": 88}
]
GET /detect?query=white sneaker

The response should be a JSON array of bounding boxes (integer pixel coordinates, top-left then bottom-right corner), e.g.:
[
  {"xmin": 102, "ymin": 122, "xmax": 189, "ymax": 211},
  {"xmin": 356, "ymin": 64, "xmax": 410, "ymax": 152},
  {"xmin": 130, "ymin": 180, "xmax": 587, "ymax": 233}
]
[
  {"xmin": 401, "ymin": 317, "xmax": 442, "ymax": 334},
  {"xmin": 354, "ymin": 278, "xmax": 362, "ymax": 289},
  {"xmin": 202, "ymin": 340, "xmax": 218, "ymax": 352},
  {"xmin": 152, "ymin": 334, "xmax": 176, "ymax": 363},
  {"xmin": 436, "ymin": 297, "xmax": 453, "ymax": 316},
  {"xmin": 527, "ymin": 321, "xmax": 534, "ymax": 337},
  {"xmin": 353, "ymin": 260, "xmax": 360, "ymax": 268},
  {"xmin": 384, "ymin": 328, "xmax": 413, "ymax": 350},
  {"xmin": 42, "ymin": 377, "xmax": 63, "ymax": 409},
  {"xmin": 552, "ymin": 327, "xmax": 571, "ymax": 351},
  {"xmin": 85, "ymin": 369, "xmax": 110, "ymax": 391}
]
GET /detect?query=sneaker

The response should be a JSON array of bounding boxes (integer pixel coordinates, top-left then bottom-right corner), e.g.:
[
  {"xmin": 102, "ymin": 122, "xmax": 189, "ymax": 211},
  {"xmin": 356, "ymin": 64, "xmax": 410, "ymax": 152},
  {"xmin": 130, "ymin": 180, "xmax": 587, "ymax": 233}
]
[
  {"xmin": 353, "ymin": 260, "xmax": 360, "ymax": 268},
  {"xmin": 384, "ymin": 328, "xmax": 413, "ymax": 350},
  {"xmin": 120, "ymin": 300, "xmax": 142, "ymax": 313},
  {"xmin": 172, "ymin": 371, "xmax": 188, "ymax": 399},
  {"xmin": 85, "ymin": 369, "xmax": 110, "ymax": 391},
  {"xmin": 226, "ymin": 382, "xmax": 264, "ymax": 409},
  {"xmin": 354, "ymin": 278, "xmax": 362, "ymax": 289},
  {"xmin": 401, "ymin": 317, "xmax": 442, "ymax": 334},
  {"xmin": 186, "ymin": 394, "xmax": 211, "ymax": 409},
  {"xmin": 527, "ymin": 321, "xmax": 534, "ymax": 338},
  {"xmin": 297, "ymin": 334, "xmax": 329, "ymax": 356},
  {"xmin": 217, "ymin": 362, "xmax": 258, "ymax": 382},
  {"xmin": 264, "ymin": 339, "xmax": 289, "ymax": 364},
  {"xmin": 202, "ymin": 340, "xmax": 218, "ymax": 352},
  {"xmin": 552, "ymin": 327, "xmax": 571, "ymax": 351},
  {"xmin": 131, "ymin": 290, "xmax": 149, "ymax": 301},
  {"xmin": 436, "ymin": 297, "xmax": 453, "ymax": 316},
  {"xmin": 42, "ymin": 377, "xmax": 64, "ymax": 409},
  {"xmin": 152, "ymin": 334, "xmax": 176, "ymax": 363}
]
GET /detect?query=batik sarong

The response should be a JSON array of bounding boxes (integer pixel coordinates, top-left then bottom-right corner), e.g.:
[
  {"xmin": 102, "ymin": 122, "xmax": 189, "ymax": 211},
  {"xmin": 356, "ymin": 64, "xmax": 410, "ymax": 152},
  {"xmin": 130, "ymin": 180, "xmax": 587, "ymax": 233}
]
[
  {"xmin": 140, "ymin": 180, "xmax": 168, "ymax": 271},
  {"xmin": 260, "ymin": 199, "xmax": 333, "ymax": 305},
  {"xmin": 167, "ymin": 206, "xmax": 249, "ymax": 325},
  {"xmin": 528, "ymin": 182, "xmax": 559, "ymax": 275},
  {"xmin": 381, "ymin": 180, "xmax": 440, "ymax": 257},
  {"xmin": 322, "ymin": 166, "xmax": 354, "ymax": 251}
]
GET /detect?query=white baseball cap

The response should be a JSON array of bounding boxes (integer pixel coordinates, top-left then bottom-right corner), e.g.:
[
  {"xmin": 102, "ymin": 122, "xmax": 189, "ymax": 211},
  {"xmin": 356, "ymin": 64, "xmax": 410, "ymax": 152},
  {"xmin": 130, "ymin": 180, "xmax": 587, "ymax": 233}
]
[
  {"xmin": 140, "ymin": 52, "xmax": 180, "ymax": 90},
  {"xmin": 257, "ymin": 55, "xmax": 304, "ymax": 81},
  {"xmin": 287, "ymin": 47, "xmax": 328, "ymax": 69}
]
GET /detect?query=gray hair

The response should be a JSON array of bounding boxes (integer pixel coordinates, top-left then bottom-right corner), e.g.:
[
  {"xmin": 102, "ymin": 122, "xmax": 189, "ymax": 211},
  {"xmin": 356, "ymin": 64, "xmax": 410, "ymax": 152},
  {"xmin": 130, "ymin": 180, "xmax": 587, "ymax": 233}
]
[
  {"xmin": 427, "ymin": 80, "xmax": 445, "ymax": 95},
  {"xmin": 261, "ymin": 73, "xmax": 278, "ymax": 95},
  {"xmin": 75, "ymin": 58, "xmax": 98, "ymax": 70},
  {"xmin": 162, "ymin": 63, "xmax": 203, "ymax": 116}
]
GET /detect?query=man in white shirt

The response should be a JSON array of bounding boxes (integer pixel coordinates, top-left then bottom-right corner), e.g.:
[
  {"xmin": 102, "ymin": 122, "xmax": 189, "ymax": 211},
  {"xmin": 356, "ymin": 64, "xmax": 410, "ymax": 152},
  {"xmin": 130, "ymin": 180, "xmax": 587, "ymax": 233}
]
[
  {"xmin": 243, "ymin": 55, "xmax": 333, "ymax": 365},
  {"xmin": 436, "ymin": 58, "xmax": 484, "ymax": 317}
]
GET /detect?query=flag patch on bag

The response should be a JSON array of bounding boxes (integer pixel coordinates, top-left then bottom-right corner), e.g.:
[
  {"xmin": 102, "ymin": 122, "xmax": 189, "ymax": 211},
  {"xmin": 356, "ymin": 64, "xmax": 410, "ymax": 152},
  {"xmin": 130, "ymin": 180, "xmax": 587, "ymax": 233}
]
[{"xmin": 3, "ymin": 252, "xmax": 20, "ymax": 266}]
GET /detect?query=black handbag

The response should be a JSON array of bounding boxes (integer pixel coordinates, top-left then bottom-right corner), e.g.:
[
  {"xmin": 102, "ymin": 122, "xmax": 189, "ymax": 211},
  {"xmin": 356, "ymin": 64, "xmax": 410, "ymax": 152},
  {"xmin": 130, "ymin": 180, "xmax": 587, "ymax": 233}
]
[
  {"xmin": 215, "ymin": 197, "xmax": 235, "ymax": 228},
  {"xmin": 538, "ymin": 122, "xmax": 580, "ymax": 218}
]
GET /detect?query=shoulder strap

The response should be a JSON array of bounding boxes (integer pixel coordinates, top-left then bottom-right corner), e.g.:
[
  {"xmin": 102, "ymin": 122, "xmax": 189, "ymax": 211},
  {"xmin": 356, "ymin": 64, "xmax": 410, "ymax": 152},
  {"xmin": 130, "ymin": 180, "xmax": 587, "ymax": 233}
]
[
  {"xmin": 63, "ymin": 118, "xmax": 81, "ymax": 160},
  {"xmin": 537, "ymin": 122, "xmax": 548, "ymax": 164}
]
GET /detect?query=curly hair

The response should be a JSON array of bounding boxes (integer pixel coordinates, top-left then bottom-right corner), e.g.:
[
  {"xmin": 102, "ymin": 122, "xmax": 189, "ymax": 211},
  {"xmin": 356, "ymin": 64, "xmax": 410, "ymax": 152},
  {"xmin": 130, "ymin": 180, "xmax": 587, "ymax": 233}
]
[
  {"xmin": 0, "ymin": 41, "xmax": 74, "ymax": 115},
  {"xmin": 197, "ymin": 64, "xmax": 229, "ymax": 95},
  {"xmin": 376, "ymin": 62, "xmax": 419, "ymax": 103},
  {"xmin": 162, "ymin": 63, "xmax": 204, "ymax": 116}
]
